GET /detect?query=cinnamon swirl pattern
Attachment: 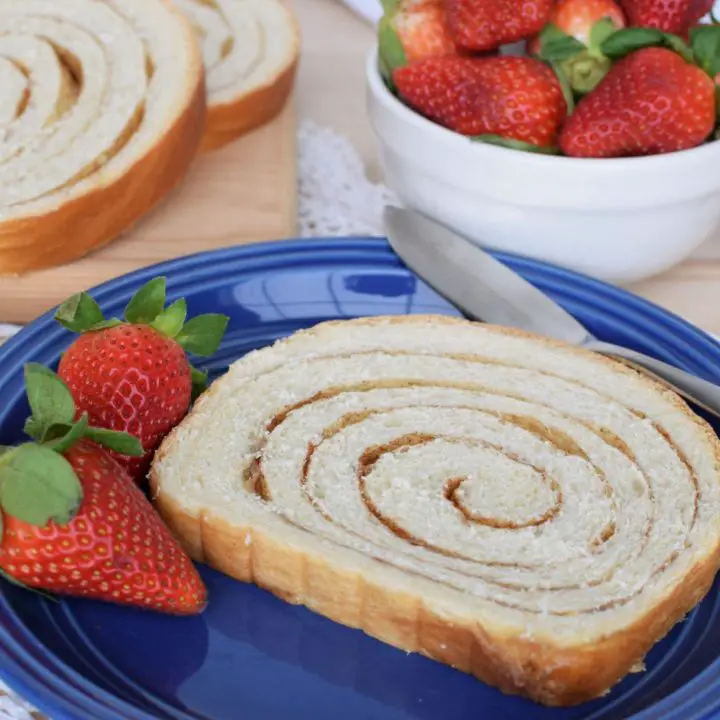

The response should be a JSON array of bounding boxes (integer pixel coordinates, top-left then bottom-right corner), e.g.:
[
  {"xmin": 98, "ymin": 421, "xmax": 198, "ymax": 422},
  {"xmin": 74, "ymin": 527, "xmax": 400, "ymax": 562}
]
[
  {"xmin": 172, "ymin": 0, "xmax": 299, "ymax": 151},
  {"xmin": 0, "ymin": 0, "xmax": 204, "ymax": 274},
  {"xmin": 151, "ymin": 316, "xmax": 720, "ymax": 706}
]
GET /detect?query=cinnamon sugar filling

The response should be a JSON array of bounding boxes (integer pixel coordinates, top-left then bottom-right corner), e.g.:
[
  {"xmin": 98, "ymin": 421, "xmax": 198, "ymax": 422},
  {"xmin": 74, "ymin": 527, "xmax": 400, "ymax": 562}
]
[{"xmin": 232, "ymin": 368, "xmax": 701, "ymax": 616}]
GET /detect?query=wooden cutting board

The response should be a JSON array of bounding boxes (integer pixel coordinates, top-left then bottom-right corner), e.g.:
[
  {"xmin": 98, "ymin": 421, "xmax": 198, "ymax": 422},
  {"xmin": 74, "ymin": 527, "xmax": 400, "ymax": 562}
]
[{"xmin": 0, "ymin": 99, "xmax": 298, "ymax": 324}]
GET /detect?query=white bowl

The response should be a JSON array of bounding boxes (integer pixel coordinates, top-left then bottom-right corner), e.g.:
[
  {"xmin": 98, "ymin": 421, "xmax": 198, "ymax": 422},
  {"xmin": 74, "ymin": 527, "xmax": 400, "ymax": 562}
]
[{"xmin": 365, "ymin": 48, "xmax": 720, "ymax": 284}]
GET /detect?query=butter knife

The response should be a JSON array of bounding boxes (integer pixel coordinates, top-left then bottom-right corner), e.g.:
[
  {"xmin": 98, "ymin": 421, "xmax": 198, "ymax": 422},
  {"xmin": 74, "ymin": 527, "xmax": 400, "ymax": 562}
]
[{"xmin": 384, "ymin": 206, "xmax": 720, "ymax": 420}]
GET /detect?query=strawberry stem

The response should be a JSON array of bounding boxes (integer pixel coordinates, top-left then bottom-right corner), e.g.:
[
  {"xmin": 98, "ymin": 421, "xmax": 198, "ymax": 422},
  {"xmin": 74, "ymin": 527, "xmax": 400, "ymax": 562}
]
[
  {"xmin": 535, "ymin": 24, "xmax": 614, "ymax": 94},
  {"xmin": 560, "ymin": 52, "xmax": 612, "ymax": 94}
]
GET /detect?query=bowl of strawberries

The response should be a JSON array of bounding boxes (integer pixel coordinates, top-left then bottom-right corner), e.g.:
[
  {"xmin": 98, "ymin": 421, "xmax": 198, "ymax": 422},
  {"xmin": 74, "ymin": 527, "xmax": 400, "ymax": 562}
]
[{"xmin": 366, "ymin": 0, "xmax": 720, "ymax": 283}]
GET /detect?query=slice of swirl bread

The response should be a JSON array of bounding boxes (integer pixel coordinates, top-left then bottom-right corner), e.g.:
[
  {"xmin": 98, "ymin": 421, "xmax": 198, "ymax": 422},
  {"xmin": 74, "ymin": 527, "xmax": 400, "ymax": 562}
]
[
  {"xmin": 0, "ymin": 0, "xmax": 205, "ymax": 275},
  {"xmin": 172, "ymin": 0, "xmax": 299, "ymax": 151},
  {"xmin": 150, "ymin": 316, "xmax": 720, "ymax": 706}
]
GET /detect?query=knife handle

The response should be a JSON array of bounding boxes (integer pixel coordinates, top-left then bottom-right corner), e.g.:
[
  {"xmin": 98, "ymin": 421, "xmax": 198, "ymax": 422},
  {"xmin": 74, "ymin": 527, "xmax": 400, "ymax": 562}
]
[{"xmin": 586, "ymin": 340, "xmax": 720, "ymax": 421}]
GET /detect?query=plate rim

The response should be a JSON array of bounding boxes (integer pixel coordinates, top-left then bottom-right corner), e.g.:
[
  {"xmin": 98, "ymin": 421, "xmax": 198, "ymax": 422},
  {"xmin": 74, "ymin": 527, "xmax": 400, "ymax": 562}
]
[{"xmin": 1, "ymin": 236, "xmax": 719, "ymax": 720}]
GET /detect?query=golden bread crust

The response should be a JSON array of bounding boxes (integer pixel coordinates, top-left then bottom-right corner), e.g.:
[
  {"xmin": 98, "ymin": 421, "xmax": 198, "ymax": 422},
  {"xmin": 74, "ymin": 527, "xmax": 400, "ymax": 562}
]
[
  {"xmin": 150, "ymin": 315, "xmax": 720, "ymax": 706},
  {"xmin": 200, "ymin": 2, "xmax": 300, "ymax": 152},
  {"xmin": 0, "ymin": 2, "xmax": 206, "ymax": 275}
]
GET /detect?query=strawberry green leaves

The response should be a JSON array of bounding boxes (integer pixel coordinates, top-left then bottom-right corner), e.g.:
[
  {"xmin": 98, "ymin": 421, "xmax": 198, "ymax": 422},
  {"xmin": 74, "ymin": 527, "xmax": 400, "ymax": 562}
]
[
  {"xmin": 471, "ymin": 135, "xmax": 560, "ymax": 153},
  {"xmin": 52, "ymin": 277, "xmax": 229, "ymax": 409},
  {"xmin": 600, "ymin": 28, "xmax": 693, "ymax": 63},
  {"xmin": 55, "ymin": 277, "xmax": 171, "ymax": 333},
  {"xmin": 690, "ymin": 24, "xmax": 720, "ymax": 79},
  {"xmin": 545, "ymin": 60, "xmax": 576, "ymax": 112},
  {"xmin": 54, "ymin": 276, "xmax": 229, "ymax": 354},
  {"xmin": 534, "ymin": 24, "xmax": 586, "ymax": 60},
  {"xmin": 175, "ymin": 315, "xmax": 229, "ymax": 357},
  {"xmin": 124, "ymin": 277, "xmax": 167, "ymax": 324},
  {"xmin": 45, "ymin": 414, "xmax": 90, "ymax": 454},
  {"xmin": 83, "ymin": 427, "xmax": 143, "ymax": 456},
  {"xmin": 379, "ymin": 15, "xmax": 407, "ymax": 87},
  {"xmin": 589, "ymin": 18, "xmax": 619, "ymax": 49},
  {"xmin": 0, "ymin": 445, "xmax": 82, "ymax": 527},
  {"xmin": 191, "ymin": 366, "xmax": 210, "ymax": 402},
  {"xmin": 21, "ymin": 365, "xmax": 143, "ymax": 458},
  {"xmin": 151, "ymin": 298, "xmax": 188, "ymax": 338},
  {"xmin": 535, "ymin": 21, "xmax": 616, "ymax": 95},
  {"xmin": 0, "ymin": 365, "xmax": 145, "ymax": 531},
  {"xmin": 124, "ymin": 277, "xmax": 228, "ymax": 352},
  {"xmin": 600, "ymin": 27, "xmax": 664, "ymax": 58},
  {"xmin": 55, "ymin": 292, "xmax": 114, "ymax": 334},
  {"xmin": 692, "ymin": 24, "xmax": 720, "ymax": 126},
  {"xmin": 23, "ymin": 364, "xmax": 75, "ymax": 442}
]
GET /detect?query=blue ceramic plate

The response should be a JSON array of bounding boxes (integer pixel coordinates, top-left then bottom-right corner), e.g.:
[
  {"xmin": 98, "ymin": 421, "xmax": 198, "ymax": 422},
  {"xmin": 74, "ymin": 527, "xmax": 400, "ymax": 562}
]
[{"xmin": 1, "ymin": 238, "xmax": 719, "ymax": 720}]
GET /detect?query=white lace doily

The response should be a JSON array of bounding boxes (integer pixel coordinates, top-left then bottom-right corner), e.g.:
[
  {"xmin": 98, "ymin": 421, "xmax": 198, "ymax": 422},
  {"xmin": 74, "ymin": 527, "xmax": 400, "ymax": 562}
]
[
  {"xmin": 0, "ymin": 119, "xmax": 393, "ymax": 718},
  {"xmin": 298, "ymin": 119, "xmax": 396, "ymax": 237}
]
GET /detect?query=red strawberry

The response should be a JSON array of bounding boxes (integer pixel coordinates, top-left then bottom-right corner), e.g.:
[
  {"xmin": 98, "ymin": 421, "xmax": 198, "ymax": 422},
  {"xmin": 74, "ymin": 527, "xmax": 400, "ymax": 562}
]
[
  {"xmin": 620, "ymin": 0, "xmax": 713, "ymax": 34},
  {"xmin": 0, "ymin": 443, "xmax": 207, "ymax": 614},
  {"xmin": 55, "ymin": 278, "xmax": 228, "ymax": 482},
  {"xmin": 529, "ymin": 0, "xmax": 626, "ymax": 53},
  {"xmin": 385, "ymin": 0, "xmax": 458, "ymax": 63},
  {"xmin": 445, "ymin": 0, "xmax": 554, "ymax": 52},
  {"xmin": 393, "ymin": 56, "xmax": 567, "ymax": 148},
  {"xmin": 559, "ymin": 47, "xmax": 716, "ymax": 157},
  {"xmin": 0, "ymin": 366, "xmax": 207, "ymax": 614},
  {"xmin": 58, "ymin": 325, "xmax": 191, "ymax": 479}
]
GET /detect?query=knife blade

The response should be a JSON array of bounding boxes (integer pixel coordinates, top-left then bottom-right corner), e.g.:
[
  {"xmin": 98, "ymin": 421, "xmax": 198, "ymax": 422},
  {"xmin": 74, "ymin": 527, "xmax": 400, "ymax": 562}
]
[
  {"xmin": 383, "ymin": 206, "xmax": 593, "ymax": 347},
  {"xmin": 384, "ymin": 205, "xmax": 720, "ymax": 420}
]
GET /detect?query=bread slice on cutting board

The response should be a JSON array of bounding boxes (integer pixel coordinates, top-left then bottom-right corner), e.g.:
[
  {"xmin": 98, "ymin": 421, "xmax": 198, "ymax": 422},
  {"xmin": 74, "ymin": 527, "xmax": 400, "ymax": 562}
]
[
  {"xmin": 150, "ymin": 316, "xmax": 720, "ymax": 706},
  {"xmin": 173, "ymin": 0, "xmax": 300, "ymax": 151},
  {"xmin": 0, "ymin": 0, "xmax": 205, "ymax": 275}
]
